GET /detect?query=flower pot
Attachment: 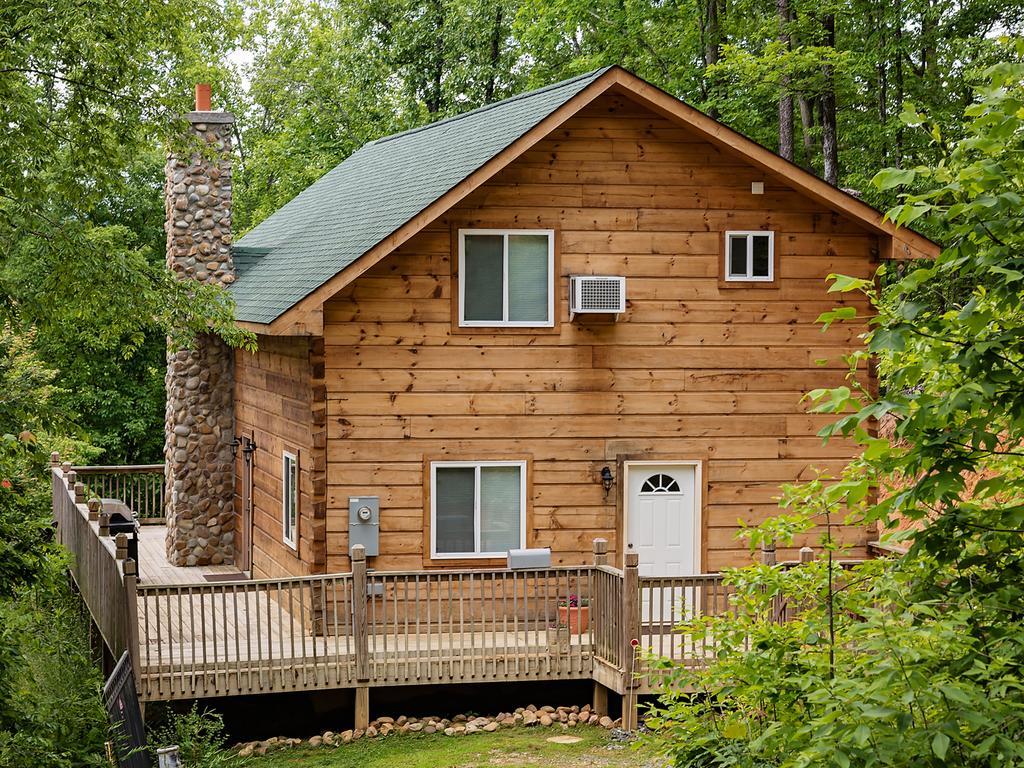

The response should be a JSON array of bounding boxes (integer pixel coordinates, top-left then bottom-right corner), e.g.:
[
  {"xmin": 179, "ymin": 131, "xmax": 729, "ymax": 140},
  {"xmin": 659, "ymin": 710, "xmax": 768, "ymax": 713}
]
[{"xmin": 557, "ymin": 605, "xmax": 589, "ymax": 635}]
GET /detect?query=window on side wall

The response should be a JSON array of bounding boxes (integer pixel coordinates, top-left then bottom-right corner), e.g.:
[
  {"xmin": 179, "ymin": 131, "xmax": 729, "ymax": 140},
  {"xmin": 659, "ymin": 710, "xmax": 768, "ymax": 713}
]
[
  {"xmin": 431, "ymin": 461, "xmax": 526, "ymax": 559},
  {"xmin": 725, "ymin": 231, "xmax": 774, "ymax": 282},
  {"xmin": 282, "ymin": 451, "xmax": 298, "ymax": 549},
  {"xmin": 459, "ymin": 230, "xmax": 554, "ymax": 327}
]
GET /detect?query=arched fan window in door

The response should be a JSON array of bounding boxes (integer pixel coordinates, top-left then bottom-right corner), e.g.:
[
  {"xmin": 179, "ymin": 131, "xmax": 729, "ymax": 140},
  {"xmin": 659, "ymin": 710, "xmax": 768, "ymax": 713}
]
[{"xmin": 640, "ymin": 473, "xmax": 681, "ymax": 494}]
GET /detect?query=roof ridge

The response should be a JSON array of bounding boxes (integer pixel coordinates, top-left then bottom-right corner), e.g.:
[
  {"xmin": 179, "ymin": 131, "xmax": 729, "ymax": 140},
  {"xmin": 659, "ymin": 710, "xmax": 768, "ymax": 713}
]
[{"xmin": 369, "ymin": 67, "xmax": 612, "ymax": 148}]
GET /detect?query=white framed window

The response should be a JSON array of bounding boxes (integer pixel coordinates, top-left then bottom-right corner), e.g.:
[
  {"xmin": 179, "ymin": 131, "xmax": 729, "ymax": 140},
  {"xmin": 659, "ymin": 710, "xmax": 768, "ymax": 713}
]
[
  {"xmin": 458, "ymin": 229, "xmax": 554, "ymax": 327},
  {"xmin": 282, "ymin": 451, "xmax": 298, "ymax": 549},
  {"xmin": 725, "ymin": 231, "xmax": 775, "ymax": 281},
  {"xmin": 430, "ymin": 461, "xmax": 527, "ymax": 559}
]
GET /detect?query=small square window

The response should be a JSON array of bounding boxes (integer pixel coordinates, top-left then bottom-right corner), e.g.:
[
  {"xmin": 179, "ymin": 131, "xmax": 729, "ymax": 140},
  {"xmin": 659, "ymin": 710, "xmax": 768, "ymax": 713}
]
[
  {"xmin": 282, "ymin": 452, "xmax": 298, "ymax": 549},
  {"xmin": 725, "ymin": 231, "xmax": 775, "ymax": 282},
  {"xmin": 459, "ymin": 230, "xmax": 554, "ymax": 327},
  {"xmin": 431, "ymin": 461, "xmax": 526, "ymax": 558}
]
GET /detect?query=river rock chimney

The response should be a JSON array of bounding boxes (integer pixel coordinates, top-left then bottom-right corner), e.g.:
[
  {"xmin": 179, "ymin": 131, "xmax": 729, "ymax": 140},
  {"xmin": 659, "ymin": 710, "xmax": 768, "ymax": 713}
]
[{"xmin": 163, "ymin": 84, "xmax": 236, "ymax": 566}]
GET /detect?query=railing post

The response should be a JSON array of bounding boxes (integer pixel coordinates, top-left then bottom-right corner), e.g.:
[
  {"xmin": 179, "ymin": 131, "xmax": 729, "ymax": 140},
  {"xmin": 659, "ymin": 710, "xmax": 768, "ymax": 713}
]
[
  {"xmin": 621, "ymin": 551, "xmax": 640, "ymax": 731},
  {"xmin": 123, "ymin": 559, "xmax": 141, "ymax": 680},
  {"xmin": 61, "ymin": 462, "xmax": 72, "ymax": 476},
  {"xmin": 592, "ymin": 538, "xmax": 608, "ymax": 566},
  {"xmin": 99, "ymin": 511, "xmax": 111, "ymax": 537},
  {"xmin": 590, "ymin": 537, "xmax": 610, "ymax": 710},
  {"xmin": 87, "ymin": 498, "xmax": 101, "ymax": 522},
  {"xmin": 351, "ymin": 545, "xmax": 370, "ymax": 730},
  {"xmin": 761, "ymin": 540, "xmax": 784, "ymax": 623},
  {"xmin": 50, "ymin": 451, "xmax": 60, "ymax": 467},
  {"xmin": 115, "ymin": 533, "xmax": 128, "ymax": 560},
  {"xmin": 800, "ymin": 546, "xmax": 814, "ymax": 563},
  {"xmin": 66, "ymin": 469, "xmax": 76, "ymax": 489}
]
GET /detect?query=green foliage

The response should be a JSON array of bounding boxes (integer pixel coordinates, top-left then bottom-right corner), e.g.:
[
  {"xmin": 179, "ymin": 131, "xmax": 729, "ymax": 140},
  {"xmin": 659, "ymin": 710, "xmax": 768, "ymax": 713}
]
[
  {"xmin": 0, "ymin": 570, "xmax": 109, "ymax": 768},
  {"xmin": 0, "ymin": 326, "xmax": 99, "ymax": 595},
  {"xmin": 0, "ymin": 329, "xmax": 107, "ymax": 766},
  {"xmin": 1, "ymin": 0, "xmax": 256, "ymax": 464},
  {"xmin": 148, "ymin": 704, "xmax": 238, "ymax": 768},
  {"xmin": 648, "ymin": 41, "xmax": 1024, "ymax": 768},
  {"xmin": 647, "ymin": 556, "xmax": 1024, "ymax": 767}
]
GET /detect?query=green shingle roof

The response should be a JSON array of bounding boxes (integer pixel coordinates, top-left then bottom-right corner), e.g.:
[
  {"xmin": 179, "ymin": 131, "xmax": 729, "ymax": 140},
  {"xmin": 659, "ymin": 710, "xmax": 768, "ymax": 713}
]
[{"xmin": 231, "ymin": 68, "xmax": 611, "ymax": 324}]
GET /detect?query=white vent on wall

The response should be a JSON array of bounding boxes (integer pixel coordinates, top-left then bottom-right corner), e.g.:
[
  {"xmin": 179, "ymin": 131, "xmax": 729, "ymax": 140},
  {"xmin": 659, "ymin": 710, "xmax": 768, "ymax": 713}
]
[{"xmin": 570, "ymin": 275, "xmax": 626, "ymax": 321}]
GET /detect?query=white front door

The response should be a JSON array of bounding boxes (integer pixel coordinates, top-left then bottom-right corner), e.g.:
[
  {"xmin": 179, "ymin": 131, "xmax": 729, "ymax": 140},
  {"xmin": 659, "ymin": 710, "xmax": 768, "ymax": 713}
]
[{"xmin": 626, "ymin": 463, "xmax": 700, "ymax": 624}]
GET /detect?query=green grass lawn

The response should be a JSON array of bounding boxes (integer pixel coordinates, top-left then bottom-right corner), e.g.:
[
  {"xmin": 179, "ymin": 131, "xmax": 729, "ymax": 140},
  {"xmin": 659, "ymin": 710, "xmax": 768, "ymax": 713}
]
[{"xmin": 245, "ymin": 727, "xmax": 660, "ymax": 768}]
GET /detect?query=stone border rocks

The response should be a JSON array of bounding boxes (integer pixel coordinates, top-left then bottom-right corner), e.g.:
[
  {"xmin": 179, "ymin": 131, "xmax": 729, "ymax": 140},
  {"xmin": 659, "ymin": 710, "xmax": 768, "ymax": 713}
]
[{"xmin": 233, "ymin": 704, "xmax": 624, "ymax": 757}]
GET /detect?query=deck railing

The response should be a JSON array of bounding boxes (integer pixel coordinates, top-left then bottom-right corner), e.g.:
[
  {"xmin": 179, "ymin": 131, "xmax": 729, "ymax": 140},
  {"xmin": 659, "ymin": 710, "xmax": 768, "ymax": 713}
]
[
  {"xmin": 53, "ymin": 458, "xmax": 879, "ymax": 716},
  {"xmin": 51, "ymin": 461, "xmax": 140, "ymax": 670},
  {"xmin": 362, "ymin": 561, "xmax": 595, "ymax": 685},
  {"xmin": 138, "ymin": 573, "xmax": 357, "ymax": 700},
  {"xmin": 72, "ymin": 464, "xmax": 165, "ymax": 522}
]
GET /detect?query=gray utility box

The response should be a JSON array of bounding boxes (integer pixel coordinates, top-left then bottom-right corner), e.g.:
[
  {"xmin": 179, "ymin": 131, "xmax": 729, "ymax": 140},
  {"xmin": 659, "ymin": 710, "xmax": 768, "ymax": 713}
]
[
  {"xmin": 348, "ymin": 496, "xmax": 380, "ymax": 557},
  {"xmin": 507, "ymin": 548, "xmax": 552, "ymax": 570}
]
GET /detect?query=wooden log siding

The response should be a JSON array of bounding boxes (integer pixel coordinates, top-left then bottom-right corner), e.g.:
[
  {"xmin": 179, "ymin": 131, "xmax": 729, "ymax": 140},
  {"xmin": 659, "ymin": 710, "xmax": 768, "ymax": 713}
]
[
  {"xmin": 234, "ymin": 335, "xmax": 325, "ymax": 579},
  {"xmin": 73, "ymin": 464, "xmax": 165, "ymax": 521},
  {"xmin": 322, "ymin": 91, "xmax": 877, "ymax": 572}
]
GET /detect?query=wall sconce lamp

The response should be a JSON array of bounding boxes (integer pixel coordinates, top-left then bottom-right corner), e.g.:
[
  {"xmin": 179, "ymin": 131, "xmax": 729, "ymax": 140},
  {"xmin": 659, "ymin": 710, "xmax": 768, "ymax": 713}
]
[
  {"xmin": 600, "ymin": 466, "xmax": 614, "ymax": 499},
  {"xmin": 230, "ymin": 435, "xmax": 258, "ymax": 460}
]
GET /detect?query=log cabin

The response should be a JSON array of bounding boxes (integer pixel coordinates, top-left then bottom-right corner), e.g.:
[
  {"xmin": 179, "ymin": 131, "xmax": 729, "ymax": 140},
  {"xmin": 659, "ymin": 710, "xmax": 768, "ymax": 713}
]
[
  {"xmin": 217, "ymin": 66, "xmax": 934, "ymax": 580},
  {"xmin": 53, "ymin": 66, "xmax": 937, "ymax": 722}
]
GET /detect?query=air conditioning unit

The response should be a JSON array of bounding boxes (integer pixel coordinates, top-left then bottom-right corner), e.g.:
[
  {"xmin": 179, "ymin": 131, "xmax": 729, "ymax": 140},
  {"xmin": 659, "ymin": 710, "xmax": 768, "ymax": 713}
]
[{"xmin": 570, "ymin": 275, "xmax": 626, "ymax": 320}]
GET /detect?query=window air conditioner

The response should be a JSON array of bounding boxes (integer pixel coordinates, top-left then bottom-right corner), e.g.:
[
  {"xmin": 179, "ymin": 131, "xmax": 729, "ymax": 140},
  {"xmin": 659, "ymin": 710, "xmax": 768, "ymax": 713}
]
[{"xmin": 570, "ymin": 275, "xmax": 626, "ymax": 320}]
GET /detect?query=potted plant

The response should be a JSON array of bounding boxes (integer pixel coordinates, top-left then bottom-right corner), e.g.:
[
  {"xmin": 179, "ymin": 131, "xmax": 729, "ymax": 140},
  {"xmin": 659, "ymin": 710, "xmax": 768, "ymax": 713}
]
[{"xmin": 557, "ymin": 594, "xmax": 590, "ymax": 634}]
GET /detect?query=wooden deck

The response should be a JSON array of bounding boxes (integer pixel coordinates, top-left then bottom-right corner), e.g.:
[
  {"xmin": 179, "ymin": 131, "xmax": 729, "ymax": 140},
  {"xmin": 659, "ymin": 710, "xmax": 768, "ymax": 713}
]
[
  {"xmin": 54, "ymin": 462, "xmax": 734, "ymax": 712},
  {"xmin": 137, "ymin": 524, "xmax": 244, "ymax": 585}
]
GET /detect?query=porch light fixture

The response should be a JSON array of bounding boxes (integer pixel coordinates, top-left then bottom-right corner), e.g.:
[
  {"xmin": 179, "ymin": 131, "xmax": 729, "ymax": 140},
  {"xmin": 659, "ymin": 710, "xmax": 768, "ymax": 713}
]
[
  {"xmin": 230, "ymin": 435, "xmax": 258, "ymax": 460},
  {"xmin": 600, "ymin": 466, "xmax": 614, "ymax": 498}
]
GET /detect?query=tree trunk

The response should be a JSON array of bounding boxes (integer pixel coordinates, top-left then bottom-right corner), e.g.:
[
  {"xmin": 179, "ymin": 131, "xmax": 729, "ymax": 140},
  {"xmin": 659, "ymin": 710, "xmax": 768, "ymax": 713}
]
[
  {"xmin": 798, "ymin": 96, "xmax": 816, "ymax": 169},
  {"xmin": 425, "ymin": 0, "xmax": 445, "ymax": 115},
  {"xmin": 920, "ymin": 0, "xmax": 935, "ymax": 79},
  {"xmin": 777, "ymin": 0, "xmax": 793, "ymax": 160},
  {"xmin": 700, "ymin": 0, "xmax": 722, "ymax": 118},
  {"xmin": 820, "ymin": 13, "xmax": 839, "ymax": 185},
  {"xmin": 894, "ymin": 0, "xmax": 905, "ymax": 167},
  {"xmin": 484, "ymin": 6, "xmax": 503, "ymax": 103}
]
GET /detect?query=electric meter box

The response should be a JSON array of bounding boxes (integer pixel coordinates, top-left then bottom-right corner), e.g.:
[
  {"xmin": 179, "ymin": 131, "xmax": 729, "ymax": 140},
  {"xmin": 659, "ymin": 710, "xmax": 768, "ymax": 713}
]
[{"xmin": 348, "ymin": 496, "xmax": 380, "ymax": 556}]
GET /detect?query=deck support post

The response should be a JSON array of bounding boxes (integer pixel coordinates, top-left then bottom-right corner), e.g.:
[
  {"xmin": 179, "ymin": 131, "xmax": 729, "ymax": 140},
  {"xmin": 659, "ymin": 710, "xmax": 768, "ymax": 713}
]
[
  {"xmin": 354, "ymin": 686, "xmax": 370, "ymax": 731},
  {"xmin": 353, "ymin": 545, "xmax": 370, "ymax": 730},
  {"xmin": 592, "ymin": 681, "xmax": 609, "ymax": 716},
  {"xmin": 351, "ymin": 545, "xmax": 370, "ymax": 690},
  {"xmin": 124, "ymin": 559, "xmax": 141, "ymax": 680},
  {"xmin": 621, "ymin": 551, "xmax": 640, "ymax": 731}
]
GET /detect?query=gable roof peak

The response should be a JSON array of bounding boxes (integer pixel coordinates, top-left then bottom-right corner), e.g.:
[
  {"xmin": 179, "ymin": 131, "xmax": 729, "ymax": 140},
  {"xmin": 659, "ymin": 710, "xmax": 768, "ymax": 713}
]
[{"xmin": 232, "ymin": 64, "xmax": 937, "ymax": 332}]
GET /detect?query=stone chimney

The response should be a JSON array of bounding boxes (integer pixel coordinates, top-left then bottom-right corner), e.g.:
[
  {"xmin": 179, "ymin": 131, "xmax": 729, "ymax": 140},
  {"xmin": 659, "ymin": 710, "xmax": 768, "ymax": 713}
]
[{"xmin": 163, "ymin": 84, "xmax": 236, "ymax": 566}]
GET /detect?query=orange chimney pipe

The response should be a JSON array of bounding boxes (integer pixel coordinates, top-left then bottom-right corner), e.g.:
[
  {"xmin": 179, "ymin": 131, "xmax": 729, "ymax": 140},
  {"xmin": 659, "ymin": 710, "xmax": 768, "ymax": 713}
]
[{"xmin": 195, "ymin": 83, "xmax": 211, "ymax": 112}]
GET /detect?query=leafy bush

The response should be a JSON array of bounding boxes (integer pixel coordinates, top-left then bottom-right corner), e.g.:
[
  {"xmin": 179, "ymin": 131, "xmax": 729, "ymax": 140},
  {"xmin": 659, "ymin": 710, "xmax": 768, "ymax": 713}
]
[
  {"xmin": 148, "ymin": 704, "xmax": 239, "ymax": 768},
  {"xmin": 648, "ymin": 44, "xmax": 1024, "ymax": 768},
  {"xmin": 0, "ymin": 568, "xmax": 108, "ymax": 768}
]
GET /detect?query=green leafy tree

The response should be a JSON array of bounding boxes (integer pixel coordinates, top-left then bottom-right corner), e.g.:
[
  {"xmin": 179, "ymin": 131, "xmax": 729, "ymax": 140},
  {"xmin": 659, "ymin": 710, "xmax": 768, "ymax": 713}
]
[{"xmin": 648, "ymin": 41, "xmax": 1024, "ymax": 768}]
